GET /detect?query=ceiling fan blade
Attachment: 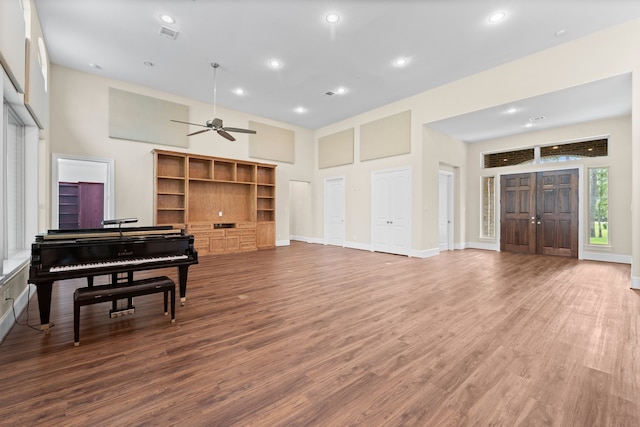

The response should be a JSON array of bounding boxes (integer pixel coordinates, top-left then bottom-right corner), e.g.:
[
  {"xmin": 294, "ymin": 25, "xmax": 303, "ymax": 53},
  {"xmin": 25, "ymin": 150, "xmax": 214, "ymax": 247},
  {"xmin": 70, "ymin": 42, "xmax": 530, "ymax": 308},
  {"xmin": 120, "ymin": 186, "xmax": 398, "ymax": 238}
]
[
  {"xmin": 223, "ymin": 127, "xmax": 257, "ymax": 134},
  {"xmin": 171, "ymin": 119, "xmax": 208, "ymax": 128},
  {"xmin": 187, "ymin": 129, "xmax": 212, "ymax": 136},
  {"xmin": 217, "ymin": 129, "xmax": 236, "ymax": 141}
]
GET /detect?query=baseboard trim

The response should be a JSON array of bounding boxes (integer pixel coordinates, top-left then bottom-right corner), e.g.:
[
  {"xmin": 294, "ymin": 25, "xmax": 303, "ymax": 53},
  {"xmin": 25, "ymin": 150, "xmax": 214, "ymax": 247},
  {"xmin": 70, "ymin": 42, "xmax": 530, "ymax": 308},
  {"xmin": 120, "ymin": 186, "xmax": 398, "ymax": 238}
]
[
  {"xmin": 467, "ymin": 242, "xmax": 499, "ymax": 251},
  {"xmin": 582, "ymin": 251, "xmax": 631, "ymax": 264}
]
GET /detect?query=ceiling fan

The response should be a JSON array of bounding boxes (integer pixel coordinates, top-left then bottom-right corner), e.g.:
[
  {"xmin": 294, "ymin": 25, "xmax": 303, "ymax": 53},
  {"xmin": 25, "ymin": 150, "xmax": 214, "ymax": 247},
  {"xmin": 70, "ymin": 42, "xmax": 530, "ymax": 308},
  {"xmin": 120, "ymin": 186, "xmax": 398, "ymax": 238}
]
[{"xmin": 171, "ymin": 63, "xmax": 256, "ymax": 141}]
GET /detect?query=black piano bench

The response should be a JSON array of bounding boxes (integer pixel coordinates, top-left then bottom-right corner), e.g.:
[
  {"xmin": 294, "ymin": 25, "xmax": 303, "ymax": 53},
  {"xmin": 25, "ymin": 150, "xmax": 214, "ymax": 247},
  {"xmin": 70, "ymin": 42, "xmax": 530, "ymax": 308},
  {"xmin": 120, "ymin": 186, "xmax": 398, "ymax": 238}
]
[{"xmin": 73, "ymin": 276, "xmax": 175, "ymax": 346}]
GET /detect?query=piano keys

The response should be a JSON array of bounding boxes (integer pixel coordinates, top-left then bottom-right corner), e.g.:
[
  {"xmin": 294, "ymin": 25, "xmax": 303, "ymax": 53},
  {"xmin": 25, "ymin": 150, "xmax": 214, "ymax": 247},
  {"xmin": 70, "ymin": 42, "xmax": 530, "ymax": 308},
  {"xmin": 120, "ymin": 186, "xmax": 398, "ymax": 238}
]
[{"xmin": 28, "ymin": 226, "xmax": 198, "ymax": 330}]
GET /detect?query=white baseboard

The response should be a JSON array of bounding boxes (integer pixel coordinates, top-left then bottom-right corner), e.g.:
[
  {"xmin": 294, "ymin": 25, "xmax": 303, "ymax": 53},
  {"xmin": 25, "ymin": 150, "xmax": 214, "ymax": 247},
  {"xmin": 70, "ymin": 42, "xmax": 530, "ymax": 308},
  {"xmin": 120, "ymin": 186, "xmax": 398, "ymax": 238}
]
[
  {"xmin": 0, "ymin": 284, "xmax": 36, "ymax": 343},
  {"xmin": 467, "ymin": 241, "xmax": 500, "ymax": 251},
  {"xmin": 276, "ymin": 239, "xmax": 290, "ymax": 247},
  {"xmin": 344, "ymin": 241, "xmax": 371, "ymax": 252},
  {"xmin": 410, "ymin": 247, "xmax": 440, "ymax": 258},
  {"xmin": 582, "ymin": 251, "xmax": 631, "ymax": 264}
]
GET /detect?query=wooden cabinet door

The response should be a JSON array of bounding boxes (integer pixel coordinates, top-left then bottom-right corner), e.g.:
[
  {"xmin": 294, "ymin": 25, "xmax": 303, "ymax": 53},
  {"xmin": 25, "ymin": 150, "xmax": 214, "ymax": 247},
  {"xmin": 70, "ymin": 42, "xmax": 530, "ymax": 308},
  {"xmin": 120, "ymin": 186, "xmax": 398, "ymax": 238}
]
[
  {"xmin": 257, "ymin": 222, "xmax": 275, "ymax": 249},
  {"xmin": 226, "ymin": 236, "xmax": 240, "ymax": 251}
]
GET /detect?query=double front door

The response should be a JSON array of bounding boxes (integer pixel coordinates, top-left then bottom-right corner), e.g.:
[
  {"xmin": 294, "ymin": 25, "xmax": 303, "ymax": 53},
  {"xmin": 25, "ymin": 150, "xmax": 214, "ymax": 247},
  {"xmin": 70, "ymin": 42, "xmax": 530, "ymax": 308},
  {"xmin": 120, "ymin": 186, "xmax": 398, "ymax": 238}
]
[{"xmin": 500, "ymin": 169, "xmax": 578, "ymax": 257}]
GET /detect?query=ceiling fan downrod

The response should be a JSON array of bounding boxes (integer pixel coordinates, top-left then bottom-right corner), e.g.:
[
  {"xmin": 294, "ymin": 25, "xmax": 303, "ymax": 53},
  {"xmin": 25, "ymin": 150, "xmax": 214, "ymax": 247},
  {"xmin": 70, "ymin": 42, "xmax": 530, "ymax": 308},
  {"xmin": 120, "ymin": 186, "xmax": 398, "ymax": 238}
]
[{"xmin": 211, "ymin": 62, "xmax": 219, "ymax": 119}]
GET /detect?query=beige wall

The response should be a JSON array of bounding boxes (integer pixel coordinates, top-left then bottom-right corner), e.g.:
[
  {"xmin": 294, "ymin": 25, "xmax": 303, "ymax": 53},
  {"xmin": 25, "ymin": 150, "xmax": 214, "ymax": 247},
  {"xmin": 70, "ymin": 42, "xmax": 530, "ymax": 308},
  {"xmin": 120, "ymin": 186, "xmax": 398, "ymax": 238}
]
[{"xmin": 48, "ymin": 65, "xmax": 314, "ymax": 244}]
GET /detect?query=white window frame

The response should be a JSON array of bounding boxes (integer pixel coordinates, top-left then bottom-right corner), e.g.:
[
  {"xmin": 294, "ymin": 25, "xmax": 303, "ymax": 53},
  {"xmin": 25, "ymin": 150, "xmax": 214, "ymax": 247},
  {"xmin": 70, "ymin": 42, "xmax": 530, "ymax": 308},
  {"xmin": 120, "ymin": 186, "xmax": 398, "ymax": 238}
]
[
  {"xmin": 1, "ymin": 70, "xmax": 39, "ymax": 280},
  {"xmin": 480, "ymin": 175, "xmax": 496, "ymax": 239}
]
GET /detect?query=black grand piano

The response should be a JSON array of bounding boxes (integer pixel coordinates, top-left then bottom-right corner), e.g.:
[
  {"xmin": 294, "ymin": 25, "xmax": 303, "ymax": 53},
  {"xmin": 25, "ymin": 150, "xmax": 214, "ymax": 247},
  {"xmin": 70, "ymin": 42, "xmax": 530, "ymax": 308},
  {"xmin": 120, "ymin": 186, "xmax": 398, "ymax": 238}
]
[{"xmin": 28, "ymin": 223, "xmax": 198, "ymax": 330}]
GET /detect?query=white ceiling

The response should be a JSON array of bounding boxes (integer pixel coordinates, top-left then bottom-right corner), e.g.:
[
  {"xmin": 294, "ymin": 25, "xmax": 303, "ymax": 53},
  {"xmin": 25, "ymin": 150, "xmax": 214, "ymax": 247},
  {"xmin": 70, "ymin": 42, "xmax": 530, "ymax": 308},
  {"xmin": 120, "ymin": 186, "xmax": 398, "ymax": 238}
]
[{"xmin": 34, "ymin": 0, "xmax": 640, "ymax": 141}]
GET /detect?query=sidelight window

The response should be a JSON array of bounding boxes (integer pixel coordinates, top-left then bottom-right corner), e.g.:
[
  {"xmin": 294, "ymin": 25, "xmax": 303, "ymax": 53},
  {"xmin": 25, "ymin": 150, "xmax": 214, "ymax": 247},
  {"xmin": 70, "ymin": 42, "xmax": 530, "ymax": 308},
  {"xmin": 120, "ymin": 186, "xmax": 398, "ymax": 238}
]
[
  {"xmin": 588, "ymin": 167, "xmax": 609, "ymax": 245},
  {"xmin": 481, "ymin": 176, "xmax": 495, "ymax": 238}
]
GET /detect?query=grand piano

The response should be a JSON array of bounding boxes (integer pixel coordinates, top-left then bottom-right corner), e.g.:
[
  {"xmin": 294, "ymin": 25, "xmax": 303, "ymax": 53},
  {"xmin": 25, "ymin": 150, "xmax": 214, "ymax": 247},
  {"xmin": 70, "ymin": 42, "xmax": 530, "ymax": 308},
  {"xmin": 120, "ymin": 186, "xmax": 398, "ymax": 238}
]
[{"xmin": 28, "ymin": 223, "xmax": 198, "ymax": 330}]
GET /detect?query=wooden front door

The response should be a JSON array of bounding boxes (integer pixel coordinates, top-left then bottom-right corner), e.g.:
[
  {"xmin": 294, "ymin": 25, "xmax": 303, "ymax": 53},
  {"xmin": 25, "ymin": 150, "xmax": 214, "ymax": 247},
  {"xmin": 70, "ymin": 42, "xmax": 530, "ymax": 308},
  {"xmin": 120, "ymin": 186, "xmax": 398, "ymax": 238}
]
[{"xmin": 500, "ymin": 169, "xmax": 578, "ymax": 258}]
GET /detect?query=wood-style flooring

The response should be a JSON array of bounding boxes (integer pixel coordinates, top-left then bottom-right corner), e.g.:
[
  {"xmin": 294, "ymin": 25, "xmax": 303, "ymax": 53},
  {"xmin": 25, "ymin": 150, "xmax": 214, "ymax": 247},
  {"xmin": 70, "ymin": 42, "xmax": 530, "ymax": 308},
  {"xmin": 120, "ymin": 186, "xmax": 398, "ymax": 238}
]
[{"xmin": 0, "ymin": 242, "xmax": 638, "ymax": 426}]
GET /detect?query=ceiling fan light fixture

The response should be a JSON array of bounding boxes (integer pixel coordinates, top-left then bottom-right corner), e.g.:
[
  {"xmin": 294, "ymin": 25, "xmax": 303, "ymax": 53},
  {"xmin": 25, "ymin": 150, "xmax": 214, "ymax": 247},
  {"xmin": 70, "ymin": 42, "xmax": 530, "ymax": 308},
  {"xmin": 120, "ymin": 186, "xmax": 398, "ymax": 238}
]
[{"xmin": 170, "ymin": 62, "xmax": 257, "ymax": 141}]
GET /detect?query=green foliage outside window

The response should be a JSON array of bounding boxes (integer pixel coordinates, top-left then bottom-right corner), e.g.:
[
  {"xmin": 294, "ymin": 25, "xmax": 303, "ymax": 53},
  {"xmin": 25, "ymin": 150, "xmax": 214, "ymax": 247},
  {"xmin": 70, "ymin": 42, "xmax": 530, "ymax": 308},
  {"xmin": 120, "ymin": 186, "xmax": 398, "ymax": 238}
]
[{"xmin": 589, "ymin": 168, "xmax": 608, "ymax": 245}]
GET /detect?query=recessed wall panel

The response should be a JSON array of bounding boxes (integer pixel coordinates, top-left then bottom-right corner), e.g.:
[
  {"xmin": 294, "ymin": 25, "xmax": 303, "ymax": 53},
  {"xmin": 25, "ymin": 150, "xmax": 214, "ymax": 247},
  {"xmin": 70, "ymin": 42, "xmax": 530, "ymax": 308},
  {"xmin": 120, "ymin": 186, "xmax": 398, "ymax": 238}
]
[
  {"xmin": 318, "ymin": 128, "xmax": 354, "ymax": 169},
  {"xmin": 360, "ymin": 110, "xmax": 411, "ymax": 161},
  {"xmin": 108, "ymin": 88, "xmax": 189, "ymax": 147},
  {"xmin": 249, "ymin": 121, "xmax": 295, "ymax": 163}
]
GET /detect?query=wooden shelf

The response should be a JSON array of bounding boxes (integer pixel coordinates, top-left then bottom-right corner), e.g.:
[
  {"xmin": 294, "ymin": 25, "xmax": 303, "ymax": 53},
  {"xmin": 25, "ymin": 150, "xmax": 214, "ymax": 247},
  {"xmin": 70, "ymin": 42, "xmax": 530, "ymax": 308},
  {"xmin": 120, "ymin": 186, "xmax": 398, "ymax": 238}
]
[{"xmin": 154, "ymin": 149, "xmax": 276, "ymax": 252}]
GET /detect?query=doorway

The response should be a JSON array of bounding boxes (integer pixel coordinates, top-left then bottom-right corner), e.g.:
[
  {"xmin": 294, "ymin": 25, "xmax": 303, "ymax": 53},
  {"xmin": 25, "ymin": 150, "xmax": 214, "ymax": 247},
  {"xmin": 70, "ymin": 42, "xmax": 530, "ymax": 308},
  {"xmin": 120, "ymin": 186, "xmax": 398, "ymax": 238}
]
[
  {"xmin": 52, "ymin": 154, "xmax": 115, "ymax": 229},
  {"xmin": 289, "ymin": 180, "xmax": 311, "ymax": 242},
  {"xmin": 438, "ymin": 171, "xmax": 454, "ymax": 251},
  {"xmin": 500, "ymin": 169, "xmax": 578, "ymax": 257}
]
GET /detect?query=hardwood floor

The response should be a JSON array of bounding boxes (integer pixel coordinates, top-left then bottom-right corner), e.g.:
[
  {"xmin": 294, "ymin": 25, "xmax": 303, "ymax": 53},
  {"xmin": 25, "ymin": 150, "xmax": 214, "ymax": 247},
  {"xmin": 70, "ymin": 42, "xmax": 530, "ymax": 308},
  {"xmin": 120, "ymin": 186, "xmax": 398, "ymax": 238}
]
[{"xmin": 1, "ymin": 242, "xmax": 638, "ymax": 426}]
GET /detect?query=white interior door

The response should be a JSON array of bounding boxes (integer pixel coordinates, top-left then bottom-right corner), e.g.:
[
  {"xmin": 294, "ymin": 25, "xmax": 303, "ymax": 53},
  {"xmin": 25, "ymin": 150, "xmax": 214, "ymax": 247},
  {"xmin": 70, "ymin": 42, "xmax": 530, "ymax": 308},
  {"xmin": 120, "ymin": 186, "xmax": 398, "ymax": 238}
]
[
  {"xmin": 438, "ymin": 171, "xmax": 454, "ymax": 251},
  {"xmin": 324, "ymin": 177, "xmax": 344, "ymax": 246},
  {"xmin": 372, "ymin": 168, "xmax": 411, "ymax": 255}
]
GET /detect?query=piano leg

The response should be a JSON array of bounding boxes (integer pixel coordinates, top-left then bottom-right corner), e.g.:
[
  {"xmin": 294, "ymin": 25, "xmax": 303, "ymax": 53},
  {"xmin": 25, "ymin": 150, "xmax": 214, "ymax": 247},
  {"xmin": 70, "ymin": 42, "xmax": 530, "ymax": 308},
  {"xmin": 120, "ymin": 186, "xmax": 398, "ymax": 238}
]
[
  {"xmin": 178, "ymin": 265, "xmax": 189, "ymax": 306},
  {"xmin": 35, "ymin": 282, "xmax": 53, "ymax": 332}
]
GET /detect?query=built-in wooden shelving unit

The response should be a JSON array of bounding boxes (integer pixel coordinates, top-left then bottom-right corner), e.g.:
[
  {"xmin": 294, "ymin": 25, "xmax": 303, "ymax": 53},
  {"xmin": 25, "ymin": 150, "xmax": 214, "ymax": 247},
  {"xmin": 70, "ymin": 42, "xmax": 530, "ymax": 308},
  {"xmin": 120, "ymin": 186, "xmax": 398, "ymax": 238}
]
[{"xmin": 153, "ymin": 149, "xmax": 276, "ymax": 255}]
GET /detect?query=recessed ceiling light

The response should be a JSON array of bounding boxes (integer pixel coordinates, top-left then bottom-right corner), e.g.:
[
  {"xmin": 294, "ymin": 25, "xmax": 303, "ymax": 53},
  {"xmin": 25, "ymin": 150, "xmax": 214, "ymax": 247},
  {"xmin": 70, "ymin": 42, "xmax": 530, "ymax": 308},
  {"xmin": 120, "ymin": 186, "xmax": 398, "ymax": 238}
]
[
  {"xmin": 504, "ymin": 107, "xmax": 518, "ymax": 114},
  {"xmin": 326, "ymin": 12, "xmax": 340, "ymax": 24},
  {"xmin": 294, "ymin": 106, "xmax": 306, "ymax": 114},
  {"xmin": 336, "ymin": 87, "xmax": 347, "ymax": 95},
  {"xmin": 524, "ymin": 123, "xmax": 533, "ymax": 128},
  {"xmin": 233, "ymin": 88, "xmax": 245, "ymax": 95},
  {"xmin": 268, "ymin": 59, "xmax": 282, "ymax": 69},
  {"xmin": 393, "ymin": 57, "xmax": 409, "ymax": 67},
  {"xmin": 488, "ymin": 11, "xmax": 506, "ymax": 23},
  {"xmin": 160, "ymin": 14, "xmax": 175, "ymax": 24}
]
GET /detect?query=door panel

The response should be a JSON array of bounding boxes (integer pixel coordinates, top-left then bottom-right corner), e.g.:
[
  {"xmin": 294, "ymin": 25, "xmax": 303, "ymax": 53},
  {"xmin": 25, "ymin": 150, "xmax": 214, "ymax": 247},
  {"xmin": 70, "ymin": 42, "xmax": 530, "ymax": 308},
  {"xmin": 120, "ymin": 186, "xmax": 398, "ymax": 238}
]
[
  {"xmin": 536, "ymin": 169, "xmax": 578, "ymax": 257},
  {"xmin": 500, "ymin": 173, "xmax": 536, "ymax": 254},
  {"xmin": 501, "ymin": 169, "xmax": 578, "ymax": 258},
  {"xmin": 372, "ymin": 168, "xmax": 411, "ymax": 255}
]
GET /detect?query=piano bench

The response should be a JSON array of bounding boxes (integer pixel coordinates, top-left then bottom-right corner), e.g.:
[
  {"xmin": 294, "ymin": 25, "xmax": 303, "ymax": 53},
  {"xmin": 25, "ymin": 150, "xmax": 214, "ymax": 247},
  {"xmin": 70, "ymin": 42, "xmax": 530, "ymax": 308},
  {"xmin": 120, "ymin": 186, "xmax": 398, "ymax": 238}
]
[{"xmin": 73, "ymin": 276, "xmax": 175, "ymax": 346}]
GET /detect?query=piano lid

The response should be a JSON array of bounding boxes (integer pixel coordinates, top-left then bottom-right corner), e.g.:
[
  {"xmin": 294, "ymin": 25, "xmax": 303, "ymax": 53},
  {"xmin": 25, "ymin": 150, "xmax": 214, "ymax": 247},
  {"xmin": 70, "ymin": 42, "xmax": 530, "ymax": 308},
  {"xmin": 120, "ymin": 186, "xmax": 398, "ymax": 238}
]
[{"xmin": 39, "ymin": 226, "xmax": 184, "ymax": 240}]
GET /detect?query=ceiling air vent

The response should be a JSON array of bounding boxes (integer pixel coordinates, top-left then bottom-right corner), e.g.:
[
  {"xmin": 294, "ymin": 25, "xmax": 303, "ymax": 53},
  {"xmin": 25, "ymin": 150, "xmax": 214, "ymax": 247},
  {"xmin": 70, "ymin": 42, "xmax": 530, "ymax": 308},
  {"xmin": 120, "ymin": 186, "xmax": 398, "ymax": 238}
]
[
  {"xmin": 159, "ymin": 26, "xmax": 179, "ymax": 40},
  {"xmin": 325, "ymin": 91, "xmax": 335, "ymax": 96}
]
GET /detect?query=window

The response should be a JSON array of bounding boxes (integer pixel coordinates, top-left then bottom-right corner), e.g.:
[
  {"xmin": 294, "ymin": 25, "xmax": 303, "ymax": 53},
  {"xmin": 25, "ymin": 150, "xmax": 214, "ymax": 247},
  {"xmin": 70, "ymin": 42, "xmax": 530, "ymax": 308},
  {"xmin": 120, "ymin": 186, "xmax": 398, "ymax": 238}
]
[
  {"xmin": 483, "ymin": 138, "xmax": 608, "ymax": 169},
  {"xmin": 5, "ymin": 107, "xmax": 25, "ymax": 258},
  {"xmin": 481, "ymin": 176, "xmax": 495, "ymax": 238},
  {"xmin": 1, "ymin": 100, "xmax": 33, "ymax": 277},
  {"xmin": 483, "ymin": 148, "xmax": 534, "ymax": 168},
  {"xmin": 589, "ymin": 167, "xmax": 609, "ymax": 245},
  {"xmin": 540, "ymin": 139, "xmax": 607, "ymax": 163}
]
